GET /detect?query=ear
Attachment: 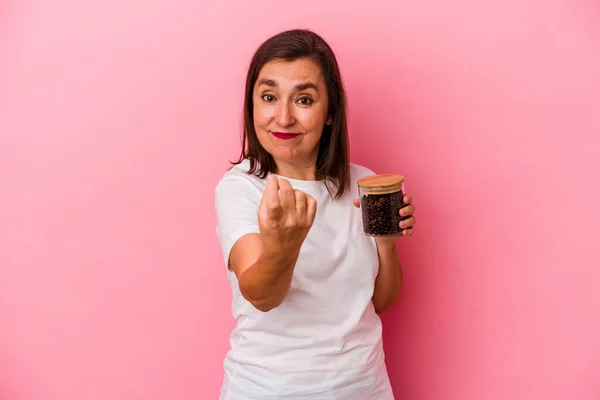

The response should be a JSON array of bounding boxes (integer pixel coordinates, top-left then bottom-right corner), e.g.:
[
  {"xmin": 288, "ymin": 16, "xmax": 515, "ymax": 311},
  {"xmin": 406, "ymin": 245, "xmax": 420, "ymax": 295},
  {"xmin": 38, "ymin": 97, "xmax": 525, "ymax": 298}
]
[{"xmin": 325, "ymin": 115, "xmax": 333, "ymax": 125}]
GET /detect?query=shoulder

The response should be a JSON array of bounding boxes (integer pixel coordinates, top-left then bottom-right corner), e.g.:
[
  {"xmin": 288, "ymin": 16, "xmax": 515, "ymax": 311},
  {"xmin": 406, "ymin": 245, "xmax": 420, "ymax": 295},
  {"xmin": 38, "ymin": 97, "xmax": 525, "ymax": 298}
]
[
  {"xmin": 215, "ymin": 159, "xmax": 265, "ymax": 201},
  {"xmin": 349, "ymin": 162, "xmax": 376, "ymax": 181}
]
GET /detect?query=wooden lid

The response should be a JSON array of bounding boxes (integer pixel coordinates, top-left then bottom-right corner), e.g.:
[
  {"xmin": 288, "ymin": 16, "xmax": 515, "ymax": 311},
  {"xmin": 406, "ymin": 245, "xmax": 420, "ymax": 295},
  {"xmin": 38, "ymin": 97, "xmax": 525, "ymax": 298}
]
[{"xmin": 357, "ymin": 173, "xmax": 404, "ymax": 187}]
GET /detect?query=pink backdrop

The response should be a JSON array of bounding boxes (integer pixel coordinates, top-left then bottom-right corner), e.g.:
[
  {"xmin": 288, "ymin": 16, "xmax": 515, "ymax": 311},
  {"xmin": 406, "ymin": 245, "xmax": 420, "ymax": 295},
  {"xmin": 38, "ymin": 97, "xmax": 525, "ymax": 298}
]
[{"xmin": 1, "ymin": 1, "xmax": 599, "ymax": 399}]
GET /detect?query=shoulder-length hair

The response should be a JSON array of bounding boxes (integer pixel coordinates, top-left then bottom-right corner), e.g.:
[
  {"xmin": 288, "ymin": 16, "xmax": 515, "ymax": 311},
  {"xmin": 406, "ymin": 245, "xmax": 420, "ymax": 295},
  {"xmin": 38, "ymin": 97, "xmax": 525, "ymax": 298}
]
[{"xmin": 232, "ymin": 29, "xmax": 350, "ymax": 199}]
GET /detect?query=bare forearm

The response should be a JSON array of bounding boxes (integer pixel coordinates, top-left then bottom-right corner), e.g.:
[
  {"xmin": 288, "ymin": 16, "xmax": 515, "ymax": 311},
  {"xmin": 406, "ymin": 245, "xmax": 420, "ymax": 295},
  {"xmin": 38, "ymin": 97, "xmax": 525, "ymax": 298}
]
[
  {"xmin": 238, "ymin": 253, "xmax": 297, "ymax": 312},
  {"xmin": 372, "ymin": 243, "xmax": 403, "ymax": 314}
]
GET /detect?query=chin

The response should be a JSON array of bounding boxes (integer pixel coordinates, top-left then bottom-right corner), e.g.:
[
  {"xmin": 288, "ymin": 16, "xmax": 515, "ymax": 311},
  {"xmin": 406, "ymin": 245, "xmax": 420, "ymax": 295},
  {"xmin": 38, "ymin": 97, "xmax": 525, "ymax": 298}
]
[{"xmin": 269, "ymin": 147, "xmax": 297, "ymax": 162}]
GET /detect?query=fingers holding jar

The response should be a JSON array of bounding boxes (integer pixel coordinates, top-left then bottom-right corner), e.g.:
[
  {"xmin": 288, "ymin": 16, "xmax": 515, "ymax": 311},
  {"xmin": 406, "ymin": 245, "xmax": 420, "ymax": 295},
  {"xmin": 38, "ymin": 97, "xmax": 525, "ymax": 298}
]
[{"xmin": 399, "ymin": 196, "xmax": 415, "ymax": 236}]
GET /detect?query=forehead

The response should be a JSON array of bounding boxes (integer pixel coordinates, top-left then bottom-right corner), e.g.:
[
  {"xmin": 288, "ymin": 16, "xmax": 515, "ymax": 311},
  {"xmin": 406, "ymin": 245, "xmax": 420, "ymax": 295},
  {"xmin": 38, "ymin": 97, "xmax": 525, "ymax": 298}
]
[{"xmin": 256, "ymin": 58, "xmax": 326, "ymax": 86}]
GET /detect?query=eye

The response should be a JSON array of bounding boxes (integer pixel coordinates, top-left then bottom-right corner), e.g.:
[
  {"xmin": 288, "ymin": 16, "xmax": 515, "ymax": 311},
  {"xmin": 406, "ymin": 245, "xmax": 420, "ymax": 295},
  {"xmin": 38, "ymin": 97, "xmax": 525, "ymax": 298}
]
[
  {"xmin": 297, "ymin": 97, "xmax": 313, "ymax": 106},
  {"xmin": 261, "ymin": 94, "xmax": 275, "ymax": 102}
]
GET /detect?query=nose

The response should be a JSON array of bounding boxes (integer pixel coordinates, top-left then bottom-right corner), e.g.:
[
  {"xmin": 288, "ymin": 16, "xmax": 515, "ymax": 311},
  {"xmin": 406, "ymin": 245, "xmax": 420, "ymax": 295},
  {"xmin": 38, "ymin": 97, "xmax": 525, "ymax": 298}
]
[{"xmin": 274, "ymin": 101, "xmax": 296, "ymax": 127}]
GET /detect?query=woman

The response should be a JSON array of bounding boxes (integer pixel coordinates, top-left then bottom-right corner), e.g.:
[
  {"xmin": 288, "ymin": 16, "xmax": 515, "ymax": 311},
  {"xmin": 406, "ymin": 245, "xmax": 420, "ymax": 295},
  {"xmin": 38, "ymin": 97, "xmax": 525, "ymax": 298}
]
[{"xmin": 214, "ymin": 29, "xmax": 416, "ymax": 400}]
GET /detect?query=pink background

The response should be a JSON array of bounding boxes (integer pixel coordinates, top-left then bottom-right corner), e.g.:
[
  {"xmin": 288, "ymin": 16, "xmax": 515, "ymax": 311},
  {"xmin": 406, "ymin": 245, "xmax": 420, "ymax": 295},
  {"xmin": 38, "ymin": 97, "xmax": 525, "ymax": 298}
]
[{"xmin": 1, "ymin": 1, "xmax": 599, "ymax": 399}]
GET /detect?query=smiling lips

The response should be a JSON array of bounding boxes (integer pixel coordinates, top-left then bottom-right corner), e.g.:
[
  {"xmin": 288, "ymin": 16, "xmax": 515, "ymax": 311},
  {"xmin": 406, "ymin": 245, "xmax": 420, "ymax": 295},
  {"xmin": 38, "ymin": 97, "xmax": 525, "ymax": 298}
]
[{"xmin": 272, "ymin": 132, "xmax": 300, "ymax": 140}]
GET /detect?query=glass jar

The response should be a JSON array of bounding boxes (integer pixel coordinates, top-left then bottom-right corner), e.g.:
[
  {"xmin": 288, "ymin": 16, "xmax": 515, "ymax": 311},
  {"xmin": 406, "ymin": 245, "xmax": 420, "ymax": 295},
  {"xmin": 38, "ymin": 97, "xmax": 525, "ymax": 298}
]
[{"xmin": 357, "ymin": 174, "xmax": 406, "ymax": 236}]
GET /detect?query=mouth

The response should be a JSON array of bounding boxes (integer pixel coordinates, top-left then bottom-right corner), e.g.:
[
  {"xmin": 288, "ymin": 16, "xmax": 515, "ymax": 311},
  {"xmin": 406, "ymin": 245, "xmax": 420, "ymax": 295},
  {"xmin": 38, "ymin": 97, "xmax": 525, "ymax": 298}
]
[{"xmin": 272, "ymin": 131, "xmax": 300, "ymax": 140}]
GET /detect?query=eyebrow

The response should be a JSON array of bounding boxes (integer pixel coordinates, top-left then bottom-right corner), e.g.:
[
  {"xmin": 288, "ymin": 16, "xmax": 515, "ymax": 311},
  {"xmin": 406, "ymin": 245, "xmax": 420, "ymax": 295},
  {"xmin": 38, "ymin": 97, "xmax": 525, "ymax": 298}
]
[{"xmin": 256, "ymin": 79, "xmax": 319, "ymax": 92}]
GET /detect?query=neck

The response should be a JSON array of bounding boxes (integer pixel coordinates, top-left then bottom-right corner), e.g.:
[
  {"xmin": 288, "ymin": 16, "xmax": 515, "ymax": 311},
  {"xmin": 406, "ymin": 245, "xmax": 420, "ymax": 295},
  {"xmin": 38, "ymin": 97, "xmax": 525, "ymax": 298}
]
[{"xmin": 275, "ymin": 159, "xmax": 318, "ymax": 181}]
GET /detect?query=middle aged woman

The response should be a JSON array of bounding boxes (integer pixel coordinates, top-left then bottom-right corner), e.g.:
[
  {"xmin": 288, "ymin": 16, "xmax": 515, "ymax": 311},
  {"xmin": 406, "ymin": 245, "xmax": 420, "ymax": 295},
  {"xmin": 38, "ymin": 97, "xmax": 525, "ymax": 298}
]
[{"xmin": 214, "ymin": 28, "xmax": 416, "ymax": 400}]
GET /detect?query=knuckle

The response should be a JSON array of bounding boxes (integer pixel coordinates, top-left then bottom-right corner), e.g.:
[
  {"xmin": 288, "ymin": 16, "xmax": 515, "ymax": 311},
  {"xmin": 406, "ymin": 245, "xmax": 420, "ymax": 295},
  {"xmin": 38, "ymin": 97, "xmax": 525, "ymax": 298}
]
[
  {"xmin": 268, "ymin": 208, "xmax": 283, "ymax": 220},
  {"xmin": 279, "ymin": 179, "xmax": 292, "ymax": 190}
]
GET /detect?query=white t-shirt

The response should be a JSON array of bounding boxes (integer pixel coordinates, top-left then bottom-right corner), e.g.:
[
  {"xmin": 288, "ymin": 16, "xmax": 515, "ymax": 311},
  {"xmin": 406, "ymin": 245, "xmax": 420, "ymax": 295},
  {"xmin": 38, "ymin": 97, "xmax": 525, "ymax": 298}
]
[{"xmin": 214, "ymin": 159, "xmax": 394, "ymax": 400}]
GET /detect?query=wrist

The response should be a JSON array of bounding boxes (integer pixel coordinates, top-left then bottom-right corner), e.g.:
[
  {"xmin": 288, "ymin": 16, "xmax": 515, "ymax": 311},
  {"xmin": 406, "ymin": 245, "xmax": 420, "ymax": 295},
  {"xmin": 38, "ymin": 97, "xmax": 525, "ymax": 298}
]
[
  {"xmin": 374, "ymin": 238, "xmax": 397, "ymax": 254},
  {"xmin": 260, "ymin": 235, "xmax": 298, "ymax": 266},
  {"xmin": 262, "ymin": 249, "xmax": 298, "ymax": 267}
]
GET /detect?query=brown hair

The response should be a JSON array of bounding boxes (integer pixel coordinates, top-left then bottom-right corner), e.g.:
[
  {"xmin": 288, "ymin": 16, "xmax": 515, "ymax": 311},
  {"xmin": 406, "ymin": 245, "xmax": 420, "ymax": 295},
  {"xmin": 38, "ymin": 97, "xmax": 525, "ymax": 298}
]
[{"xmin": 232, "ymin": 29, "xmax": 350, "ymax": 199}]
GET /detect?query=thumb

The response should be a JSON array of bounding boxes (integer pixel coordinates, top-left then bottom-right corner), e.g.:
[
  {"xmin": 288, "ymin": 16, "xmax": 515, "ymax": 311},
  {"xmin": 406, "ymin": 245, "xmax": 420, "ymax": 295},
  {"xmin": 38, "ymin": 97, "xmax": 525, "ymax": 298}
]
[{"xmin": 353, "ymin": 198, "xmax": 360, "ymax": 208}]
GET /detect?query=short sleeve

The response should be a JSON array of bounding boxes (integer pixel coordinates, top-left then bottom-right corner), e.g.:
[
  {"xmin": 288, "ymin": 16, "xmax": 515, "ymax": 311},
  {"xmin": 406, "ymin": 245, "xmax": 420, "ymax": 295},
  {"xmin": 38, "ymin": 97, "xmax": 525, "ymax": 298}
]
[{"xmin": 214, "ymin": 174, "xmax": 262, "ymax": 269}]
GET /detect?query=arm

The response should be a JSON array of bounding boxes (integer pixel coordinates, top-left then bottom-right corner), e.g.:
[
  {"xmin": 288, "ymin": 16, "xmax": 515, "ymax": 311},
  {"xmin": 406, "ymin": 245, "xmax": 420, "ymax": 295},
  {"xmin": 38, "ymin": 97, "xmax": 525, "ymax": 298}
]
[
  {"xmin": 220, "ymin": 175, "xmax": 317, "ymax": 312},
  {"xmin": 228, "ymin": 233, "xmax": 298, "ymax": 312},
  {"xmin": 372, "ymin": 241, "xmax": 403, "ymax": 314},
  {"xmin": 353, "ymin": 193, "xmax": 415, "ymax": 314}
]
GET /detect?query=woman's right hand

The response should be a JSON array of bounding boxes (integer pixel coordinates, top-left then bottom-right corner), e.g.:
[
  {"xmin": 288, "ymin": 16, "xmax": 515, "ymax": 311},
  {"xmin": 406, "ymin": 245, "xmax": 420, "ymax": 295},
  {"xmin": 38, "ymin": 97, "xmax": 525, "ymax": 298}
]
[{"xmin": 258, "ymin": 174, "xmax": 317, "ymax": 264}]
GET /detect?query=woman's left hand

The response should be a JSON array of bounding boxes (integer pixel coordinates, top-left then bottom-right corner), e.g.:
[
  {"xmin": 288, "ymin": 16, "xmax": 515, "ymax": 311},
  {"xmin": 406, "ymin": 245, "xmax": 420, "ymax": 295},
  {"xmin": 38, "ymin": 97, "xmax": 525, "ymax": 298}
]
[{"xmin": 353, "ymin": 194, "xmax": 416, "ymax": 246}]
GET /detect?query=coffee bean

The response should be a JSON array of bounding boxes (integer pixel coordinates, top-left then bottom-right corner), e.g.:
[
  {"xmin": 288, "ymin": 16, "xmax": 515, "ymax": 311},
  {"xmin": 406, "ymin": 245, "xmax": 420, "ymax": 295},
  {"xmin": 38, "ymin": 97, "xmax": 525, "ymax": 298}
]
[{"xmin": 360, "ymin": 190, "xmax": 406, "ymax": 236}]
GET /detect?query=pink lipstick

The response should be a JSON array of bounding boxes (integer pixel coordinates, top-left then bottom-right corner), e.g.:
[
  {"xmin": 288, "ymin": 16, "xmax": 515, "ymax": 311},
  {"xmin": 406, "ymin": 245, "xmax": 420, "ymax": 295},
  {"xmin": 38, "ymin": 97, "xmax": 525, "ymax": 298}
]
[{"xmin": 272, "ymin": 132, "xmax": 300, "ymax": 140}]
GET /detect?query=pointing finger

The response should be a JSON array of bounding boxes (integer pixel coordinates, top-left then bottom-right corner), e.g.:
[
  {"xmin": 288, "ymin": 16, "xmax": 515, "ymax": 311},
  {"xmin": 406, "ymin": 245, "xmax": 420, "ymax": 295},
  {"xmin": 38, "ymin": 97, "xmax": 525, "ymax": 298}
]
[
  {"xmin": 278, "ymin": 178, "xmax": 296, "ymax": 214},
  {"xmin": 265, "ymin": 175, "xmax": 282, "ymax": 220}
]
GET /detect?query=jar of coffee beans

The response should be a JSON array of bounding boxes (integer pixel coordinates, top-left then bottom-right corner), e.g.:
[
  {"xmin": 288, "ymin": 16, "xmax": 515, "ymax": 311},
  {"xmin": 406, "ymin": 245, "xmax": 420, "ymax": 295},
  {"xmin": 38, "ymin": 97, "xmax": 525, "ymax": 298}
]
[{"xmin": 357, "ymin": 174, "xmax": 406, "ymax": 236}]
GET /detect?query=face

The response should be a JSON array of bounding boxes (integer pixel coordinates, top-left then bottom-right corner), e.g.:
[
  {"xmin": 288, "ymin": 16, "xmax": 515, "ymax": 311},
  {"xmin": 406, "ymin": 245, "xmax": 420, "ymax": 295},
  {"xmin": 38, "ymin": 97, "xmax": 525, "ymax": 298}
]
[{"xmin": 252, "ymin": 58, "xmax": 331, "ymax": 169}]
